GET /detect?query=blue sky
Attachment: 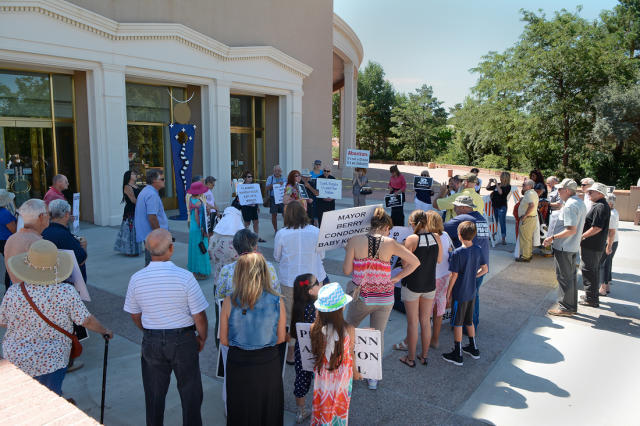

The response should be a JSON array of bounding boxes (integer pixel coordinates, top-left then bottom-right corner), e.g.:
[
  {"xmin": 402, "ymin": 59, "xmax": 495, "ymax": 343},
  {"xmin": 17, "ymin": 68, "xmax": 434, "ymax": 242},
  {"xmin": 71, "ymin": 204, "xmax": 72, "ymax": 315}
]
[{"xmin": 334, "ymin": 0, "xmax": 620, "ymax": 109}]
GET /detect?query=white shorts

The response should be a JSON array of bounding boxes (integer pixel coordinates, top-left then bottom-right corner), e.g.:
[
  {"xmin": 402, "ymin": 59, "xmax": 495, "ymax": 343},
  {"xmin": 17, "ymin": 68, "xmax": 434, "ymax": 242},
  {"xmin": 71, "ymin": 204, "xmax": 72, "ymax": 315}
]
[
  {"xmin": 414, "ymin": 199, "xmax": 433, "ymax": 212},
  {"xmin": 401, "ymin": 286, "xmax": 436, "ymax": 302}
]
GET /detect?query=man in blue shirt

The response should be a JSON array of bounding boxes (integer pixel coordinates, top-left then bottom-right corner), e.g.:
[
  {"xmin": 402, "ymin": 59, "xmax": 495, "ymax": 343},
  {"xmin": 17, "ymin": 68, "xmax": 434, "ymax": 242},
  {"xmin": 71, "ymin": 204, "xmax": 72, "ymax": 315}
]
[
  {"xmin": 444, "ymin": 195, "xmax": 490, "ymax": 329},
  {"xmin": 135, "ymin": 170, "xmax": 168, "ymax": 266}
]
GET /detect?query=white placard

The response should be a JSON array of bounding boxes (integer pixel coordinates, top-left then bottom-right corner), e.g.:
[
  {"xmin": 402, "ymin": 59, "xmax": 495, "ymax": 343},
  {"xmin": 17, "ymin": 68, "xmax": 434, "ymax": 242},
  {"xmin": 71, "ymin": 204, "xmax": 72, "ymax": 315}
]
[
  {"xmin": 63, "ymin": 250, "xmax": 90, "ymax": 302},
  {"xmin": 237, "ymin": 183, "xmax": 263, "ymax": 205},
  {"xmin": 273, "ymin": 183, "xmax": 285, "ymax": 205},
  {"xmin": 345, "ymin": 149, "xmax": 370, "ymax": 168},
  {"xmin": 317, "ymin": 178, "xmax": 342, "ymax": 199},
  {"xmin": 296, "ymin": 323, "xmax": 382, "ymax": 380},
  {"xmin": 316, "ymin": 205, "xmax": 380, "ymax": 251},
  {"xmin": 72, "ymin": 193, "xmax": 80, "ymax": 232},
  {"xmin": 389, "ymin": 226, "xmax": 413, "ymax": 268}
]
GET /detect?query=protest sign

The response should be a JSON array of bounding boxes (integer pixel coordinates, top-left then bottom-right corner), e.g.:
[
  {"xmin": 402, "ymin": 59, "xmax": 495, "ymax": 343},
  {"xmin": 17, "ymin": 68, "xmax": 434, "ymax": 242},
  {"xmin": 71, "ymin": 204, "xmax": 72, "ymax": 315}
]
[
  {"xmin": 413, "ymin": 176, "xmax": 433, "ymax": 190},
  {"xmin": 63, "ymin": 250, "xmax": 90, "ymax": 301},
  {"xmin": 316, "ymin": 204, "xmax": 380, "ymax": 251},
  {"xmin": 296, "ymin": 323, "xmax": 316, "ymax": 372},
  {"xmin": 606, "ymin": 186, "xmax": 616, "ymax": 194},
  {"xmin": 237, "ymin": 183, "xmax": 263, "ymax": 205},
  {"xmin": 297, "ymin": 183, "xmax": 310, "ymax": 199},
  {"xmin": 273, "ymin": 183, "xmax": 285, "ymax": 205},
  {"xmin": 389, "ymin": 226, "xmax": 413, "ymax": 268},
  {"xmin": 345, "ymin": 149, "xmax": 370, "ymax": 168},
  {"xmin": 72, "ymin": 193, "xmax": 80, "ymax": 232},
  {"xmin": 317, "ymin": 178, "xmax": 342, "ymax": 199},
  {"xmin": 384, "ymin": 193, "xmax": 403, "ymax": 208}
]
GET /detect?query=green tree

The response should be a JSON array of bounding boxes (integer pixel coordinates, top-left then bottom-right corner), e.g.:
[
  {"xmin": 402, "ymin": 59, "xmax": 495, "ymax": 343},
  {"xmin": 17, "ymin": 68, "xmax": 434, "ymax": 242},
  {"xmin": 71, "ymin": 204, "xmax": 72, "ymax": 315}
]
[{"xmin": 601, "ymin": 0, "xmax": 640, "ymax": 59}]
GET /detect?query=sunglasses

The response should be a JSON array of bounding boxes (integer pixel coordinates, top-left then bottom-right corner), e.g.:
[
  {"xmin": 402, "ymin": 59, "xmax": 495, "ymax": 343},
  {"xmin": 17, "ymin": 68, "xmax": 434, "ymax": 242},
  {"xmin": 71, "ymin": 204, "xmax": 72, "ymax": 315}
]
[
  {"xmin": 294, "ymin": 174, "xmax": 300, "ymax": 177},
  {"xmin": 246, "ymin": 176, "xmax": 253, "ymax": 179},
  {"xmin": 156, "ymin": 178, "xmax": 165, "ymax": 181},
  {"xmin": 323, "ymin": 170, "xmax": 331, "ymax": 172}
]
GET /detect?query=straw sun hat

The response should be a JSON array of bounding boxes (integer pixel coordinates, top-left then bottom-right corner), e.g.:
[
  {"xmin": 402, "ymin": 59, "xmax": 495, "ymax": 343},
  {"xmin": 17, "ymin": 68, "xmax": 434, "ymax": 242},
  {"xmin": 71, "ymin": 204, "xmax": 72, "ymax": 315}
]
[{"xmin": 8, "ymin": 240, "xmax": 74, "ymax": 285}]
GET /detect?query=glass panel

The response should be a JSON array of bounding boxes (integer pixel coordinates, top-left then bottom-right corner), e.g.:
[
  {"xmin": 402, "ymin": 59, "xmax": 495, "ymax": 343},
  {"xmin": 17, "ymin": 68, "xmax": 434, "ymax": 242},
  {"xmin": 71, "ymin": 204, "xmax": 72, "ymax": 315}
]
[
  {"xmin": 127, "ymin": 124, "xmax": 174, "ymax": 199},
  {"xmin": 52, "ymin": 75, "xmax": 73, "ymax": 119},
  {"xmin": 55, "ymin": 122, "xmax": 77, "ymax": 195},
  {"xmin": 230, "ymin": 132, "xmax": 253, "ymax": 180},
  {"xmin": 255, "ymin": 98, "xmax": 263, "ymax": 128},
  {"xmin": 0, "ymin": 70, "xmax": 51, "ymax": 118},
  {"xmin": 126, "ymin": 83, "xmax": 170, "ymax": 123},
  {"xmin": 230, "ymin": 95, "xmax": 251, "ymax": 127},
  {"xmin": 255, "ymin": 130, "xmax": 264, "ymax": 182},
  {"xmin": 2, "ymin": 126, "xmax": 54, "ymax": 206}
]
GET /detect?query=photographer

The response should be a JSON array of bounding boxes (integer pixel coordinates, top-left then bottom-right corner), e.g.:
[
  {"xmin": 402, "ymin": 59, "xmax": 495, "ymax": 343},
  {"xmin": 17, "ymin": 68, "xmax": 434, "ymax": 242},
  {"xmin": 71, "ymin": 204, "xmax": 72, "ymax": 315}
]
[
  {"xmin": 414, "ymin": 170, "xmax": 434, "ymax": 211},
  {"xmin": 486, "ymin": 172, "xmax": 511, "ymax": 245}
]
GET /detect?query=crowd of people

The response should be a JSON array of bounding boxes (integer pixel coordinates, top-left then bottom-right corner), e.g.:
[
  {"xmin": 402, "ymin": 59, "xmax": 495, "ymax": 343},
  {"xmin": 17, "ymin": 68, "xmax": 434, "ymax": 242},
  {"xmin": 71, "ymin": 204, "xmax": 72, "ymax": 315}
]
[{"xmin": 0, "ymin": 161, "xmax": 622, "ymax": 425}]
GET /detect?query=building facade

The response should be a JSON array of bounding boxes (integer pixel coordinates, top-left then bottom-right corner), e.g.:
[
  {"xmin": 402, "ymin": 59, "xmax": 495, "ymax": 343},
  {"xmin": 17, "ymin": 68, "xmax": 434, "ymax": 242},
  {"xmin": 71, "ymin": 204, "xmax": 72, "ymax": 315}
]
[{"xmin": 0, "ymin": 0, "xmax": 362, "ymax": 225}]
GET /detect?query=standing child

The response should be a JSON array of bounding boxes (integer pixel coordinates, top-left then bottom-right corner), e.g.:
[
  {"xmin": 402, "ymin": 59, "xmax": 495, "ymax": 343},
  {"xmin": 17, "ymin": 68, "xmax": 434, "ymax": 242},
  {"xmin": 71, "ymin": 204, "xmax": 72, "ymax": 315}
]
[
  {"xmin": 443, "ymin": 221, "xmax": 488, "ymax": 366},
  {"xmin": 290, "ymin": 273, "xmax": 322, "ymax": 423},
  {"xmin": 310, "ymin": 283, "xmax": 361, "ymax": 425}
]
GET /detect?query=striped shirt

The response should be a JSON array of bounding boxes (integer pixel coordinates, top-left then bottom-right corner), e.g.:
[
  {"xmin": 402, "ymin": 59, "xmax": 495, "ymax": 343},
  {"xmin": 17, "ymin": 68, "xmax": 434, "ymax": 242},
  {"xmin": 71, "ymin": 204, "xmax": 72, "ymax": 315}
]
[
  {"xmin": 124, "ymin": 261, "xmax": 209, "ymax": 329},
  {"xmin": 352, "ymin": 257, "xmax": 393, "ymax": 305}
]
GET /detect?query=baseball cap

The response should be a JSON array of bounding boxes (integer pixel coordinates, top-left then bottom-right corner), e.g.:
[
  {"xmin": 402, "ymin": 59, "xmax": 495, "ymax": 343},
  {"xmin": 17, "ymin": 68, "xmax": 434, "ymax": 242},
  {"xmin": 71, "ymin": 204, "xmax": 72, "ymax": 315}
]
[
  {"xmin": 452, "ymin": 195, "xmax": 476, "ymax": 208},
  {"xmin": 314, "ymin": 160, "xmax": 322, "ymax": 165},
  {"xmin": 461, "ymin": 173, "xmax": 478, "ymax": 183}
]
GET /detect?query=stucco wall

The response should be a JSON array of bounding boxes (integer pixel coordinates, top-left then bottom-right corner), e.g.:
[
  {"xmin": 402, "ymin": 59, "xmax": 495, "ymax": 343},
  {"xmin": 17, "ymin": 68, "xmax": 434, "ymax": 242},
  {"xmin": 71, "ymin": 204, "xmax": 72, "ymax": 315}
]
[{"xmin": 66, "ymin": 0, "xmax": 334, "ymax": 172}]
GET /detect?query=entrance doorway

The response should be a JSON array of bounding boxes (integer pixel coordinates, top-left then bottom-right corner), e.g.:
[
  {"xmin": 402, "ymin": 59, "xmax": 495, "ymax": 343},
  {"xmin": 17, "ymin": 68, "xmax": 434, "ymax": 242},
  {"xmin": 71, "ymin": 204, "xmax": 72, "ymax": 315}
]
[{"xmin": 230, "ymin": 95, "xmax": 265, "ymax": 182}]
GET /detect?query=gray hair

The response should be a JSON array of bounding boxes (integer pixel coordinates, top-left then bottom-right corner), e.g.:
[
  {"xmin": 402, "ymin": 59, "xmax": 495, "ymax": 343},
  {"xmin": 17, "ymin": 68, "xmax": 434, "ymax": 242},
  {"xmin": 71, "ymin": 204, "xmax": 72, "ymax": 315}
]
[
  {"xmin": 607, "ymin": 193, "xmax": 616, "ymax": 206},
  {"xmin": 581, "ymin": 177, "xmax": 594, "ymax": 186},
  {"xmin": 18, "ymin": 199, "xmax": 47, "ymax": 224},
  {"xmin": 232, "ymin": 228, "xmax": 258, "ymax": 254},
  {"xmin": 204, "ymin": 176, "xmax": 216, "ymax": 185},
  {"xmin": 547, "ymin": 176, "xmax": 558, "ymax": 184},
  {"xmin": 146, "ymin": 170, "xmax": 162, "ymax": 185},
  {"xmin": 524, "ymin": 179, "xmax": 535, "ymax": 188},
  {"xmin": 48, "ymin": 199, "xmax": 71, "ymax": 219},
  {"xmin": 52, "ymin": 174, "xmax": 67, "ymax": 185}
]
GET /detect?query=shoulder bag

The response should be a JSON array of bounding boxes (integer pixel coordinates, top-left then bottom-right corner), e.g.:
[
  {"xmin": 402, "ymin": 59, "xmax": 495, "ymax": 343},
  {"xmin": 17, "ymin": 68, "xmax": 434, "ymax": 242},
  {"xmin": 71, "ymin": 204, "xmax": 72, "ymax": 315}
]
[{"xmin": 20, "ymin": 283, "xmax": 83, "ymax": 359}]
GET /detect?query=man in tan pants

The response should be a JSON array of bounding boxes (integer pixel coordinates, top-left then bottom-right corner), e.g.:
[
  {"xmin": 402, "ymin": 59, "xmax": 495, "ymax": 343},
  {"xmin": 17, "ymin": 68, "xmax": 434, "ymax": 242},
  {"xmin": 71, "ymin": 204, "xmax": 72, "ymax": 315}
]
[{"xmin": 516, "ymin": 179, "xmax": 539, "ymax": 262}]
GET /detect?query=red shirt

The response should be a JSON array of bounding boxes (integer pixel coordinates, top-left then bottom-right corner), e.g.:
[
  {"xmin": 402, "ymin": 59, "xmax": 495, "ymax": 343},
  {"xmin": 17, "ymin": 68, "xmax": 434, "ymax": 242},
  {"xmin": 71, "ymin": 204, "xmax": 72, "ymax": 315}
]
[
  {"xmin": 43, "ymin": 187, "xmax": 65, "ymax": 206},
  {"xmin": 389, "ymin": 174, "xmax": 406, "ymax": 193}
]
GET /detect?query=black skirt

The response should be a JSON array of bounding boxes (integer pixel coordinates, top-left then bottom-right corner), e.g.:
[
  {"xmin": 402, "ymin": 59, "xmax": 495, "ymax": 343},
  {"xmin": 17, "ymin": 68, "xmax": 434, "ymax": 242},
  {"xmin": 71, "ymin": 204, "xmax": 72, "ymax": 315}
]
[{"xmin": 226, "ymin": 345, "xmax": 283, "ymax": 426}]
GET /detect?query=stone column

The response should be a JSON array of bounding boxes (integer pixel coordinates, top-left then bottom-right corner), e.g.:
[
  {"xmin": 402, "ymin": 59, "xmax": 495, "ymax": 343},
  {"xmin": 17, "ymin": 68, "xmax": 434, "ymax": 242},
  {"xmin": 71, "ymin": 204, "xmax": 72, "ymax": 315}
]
[
  {"xmin": 212, "ymin": 80, "xmax": 232, "ymax": 205},
  {"xmin": 340, "ymin": 61, "xmax": 356, "ymax": 179}
]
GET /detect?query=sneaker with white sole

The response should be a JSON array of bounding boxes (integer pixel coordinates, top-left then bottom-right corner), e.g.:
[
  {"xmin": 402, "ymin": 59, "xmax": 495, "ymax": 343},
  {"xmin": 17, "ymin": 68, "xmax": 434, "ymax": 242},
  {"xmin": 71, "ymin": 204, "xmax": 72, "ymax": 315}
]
[
  {"xmin": 462, "ymin": 344, "xmax": 480, "ymax": 359},
  {"xmin": 442, "ymin": 349, "xmax": 463, "ymax": 366}
]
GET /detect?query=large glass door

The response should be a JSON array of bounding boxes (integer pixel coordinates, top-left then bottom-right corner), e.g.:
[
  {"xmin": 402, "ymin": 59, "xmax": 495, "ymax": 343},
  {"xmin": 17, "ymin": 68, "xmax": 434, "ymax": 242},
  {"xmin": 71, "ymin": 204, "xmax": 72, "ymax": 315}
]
[{"xmin": 230, "ymin": 95, "xmax": 265, "ymax": 183}]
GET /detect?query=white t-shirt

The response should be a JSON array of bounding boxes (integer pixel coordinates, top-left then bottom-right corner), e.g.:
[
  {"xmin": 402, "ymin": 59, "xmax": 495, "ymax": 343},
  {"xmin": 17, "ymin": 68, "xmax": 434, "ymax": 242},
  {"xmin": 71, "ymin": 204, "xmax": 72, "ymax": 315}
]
[
  {"xmin": 435, "ymin": 232, "xmax": 452, "ymax": 278},
  {"xmin": 205, "ymin": 189, "xmax": 216, "ymax": 211},
  {"xmin": 124, "ymin": 261, "xmax": 209, "ymax": 329},
  {"xmin": 610, "ymin": 209, "xmax": 619, "ymax": 243},
  {"xmin": 273, "ymin": 225, "xmax": 327, "ymax": 286}
]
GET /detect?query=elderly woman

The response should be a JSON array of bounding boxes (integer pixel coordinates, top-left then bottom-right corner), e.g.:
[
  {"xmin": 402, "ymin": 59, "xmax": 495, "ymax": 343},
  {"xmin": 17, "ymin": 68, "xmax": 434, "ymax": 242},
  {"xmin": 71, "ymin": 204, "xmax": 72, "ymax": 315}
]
[
  {"xmin": 283, "ymin": 170, "xmax": 305, "ymax": 208},
  {"xmin": 599, "ymin": 194, "xmax": 619, "ymax": 296},
  {"xmin": 208, "ymin": 200, "xmax": 245, "ymax": 283},
  {"xmin": 0, "ymin": 240, "xmax": 112, "ymax": 396},
  {"xmin": 0, "ymin": 189, "xmax": 17, "ymax": 290},
  {"xmin": 219, "ymin": 252, "xmax": 286, "ymax": 425},
  {"xmin": 42, "ymin": 199, "xmax": 88, "ymax": 281}
]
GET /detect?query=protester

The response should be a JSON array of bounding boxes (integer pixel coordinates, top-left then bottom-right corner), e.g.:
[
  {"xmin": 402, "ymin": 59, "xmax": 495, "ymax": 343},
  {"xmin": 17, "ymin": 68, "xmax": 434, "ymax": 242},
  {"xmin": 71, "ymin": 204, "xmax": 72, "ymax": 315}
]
[
  {"xmin": 530, "ymin": 169, "xmax": 547, "ymax": 199},
  {"xmin": 0, "ymin": 240, "xmax": 112, "ymax": 396},
  {"xmin": 43, "ymin": 174, "xmax": 68, "ymax": 206},
  {"xmin": 266, "ymin": 165, "xmax": 286, "ymax": 231},
  {"xmin": 0, "ymin": 189, "xmax": 17, "ymax": 290},
  {"xmin": 486, "ymin": 172, "xmax": 511, "ymax": 245},
  {"xmin": 442, "ymin": 221, "xmax": 488, "ymax": 366},
  {"xmin": 311, "ymin": 160, "xmax": 323, "ymax": 178},
  {"xmin": 397, "ymin": 210, "xmax": 442, "ymax": 368},
  {"xmin": 315, "ymin": 166, "xmax": 336, "ymax": 226},
  {"xmin": 4, "ymin": 199, "xmax": 47, "ymax": 285},
  {"xmin": 204, "ymin": 176, "xmax": 220, "ymax": 234},
  {"xmin": 274, "ymin": 201, "xmax": 328, "ymax": 364},
  {"xmin": 220, "ymin": 252, "xmax": 286, "ymax": 425},
  {"xmin": 284, "ymin": 170, "xmax": 305, "ymax": 208},
  {"xmin": 388, "ymin": 165, "xmax": 407, "ymax": 226},
  {"xmin": 434, "ymin": 174, "xmax": 484, "ymax": 222},
  {"xmin": 579, "ymin": 183, "xmax": 611, "ymax": 308},
  {"xmin": 547, "ymin": 176, "xmax": 562, "ymax": 211},
  {"xmin": 43, "ymin": 200, "xmax": 87, "ymax": 282},
  {"xmin": 114, "ymin": 170, "xmax": 142, "ymax": 256},
  {"xmin": 237, "ymin": 170, "xmax": 264, "ymax": 242},
  {"xmin": 290, "ymin": 273, "xmax": 321, "ymax": 423},
  {"xmin": 516, "ymin": 179, "xmax": 539, "ymax": 262},
  {"xmin": 470, "ymin": 168, "xmax": 482, "ymax": 193},
  {"xmin": 134, "ymin": 170, "xmax": 168, "ymax": 266},
  {"xmin": 186, "ymin": 182, "xmax": 211, "ymax": 280},
  {"xmin": 124, "ymin": 229, "xmax": 208, "ymax": 426},
  {"xmin": 301, "ymin": 172, "xmax": 320, "ymax": 225},
  {"xmin": 209, "ymin": 200, "xmax": 245, "ymax": 282},
  {"xmin": 310, "ymin": 283, "xmax": 360, "ymax": 425},
  {"xmin": 430, "ymin": 212, "xmax": 452, "ymax": 349},
  {"xmin": 343, "ymin": 207, "xmax": 419, "ymax": 389},
  {"xmin": 414, "ymin": 170, "xmax": 434, "ymax": 211},
  {"xmin": 447, "ymin": 175, "xmax": 462, "ymax": 196},
  {"xmin": 599, "ymin": 194, "xmax": 619, "ymax": 296},
  {"xmin": 580, "ymin": 178, "xmax": 595, "ymax": 212},
  {"xmin": 542, "ymin": 179, "xmax": 586, "ymax": 316},
  {"xmin": 443, "ymin": 195, "xmax": 490, "ymax": 329},
  {"xmin": 352, "ymin": 167, "xmax": 370, "ymax": 207}
]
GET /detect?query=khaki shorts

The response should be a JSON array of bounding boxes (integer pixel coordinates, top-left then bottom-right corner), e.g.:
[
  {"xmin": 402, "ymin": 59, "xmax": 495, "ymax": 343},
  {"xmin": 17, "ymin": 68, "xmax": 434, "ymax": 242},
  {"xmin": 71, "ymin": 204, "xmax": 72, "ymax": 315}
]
[
  {"xmin": 401, "ymin": 286, "xmax": 436, "ymax": 302},
  {"xmin": 281, "ymin": 285, "xmax": 294, "ymax": 326}
]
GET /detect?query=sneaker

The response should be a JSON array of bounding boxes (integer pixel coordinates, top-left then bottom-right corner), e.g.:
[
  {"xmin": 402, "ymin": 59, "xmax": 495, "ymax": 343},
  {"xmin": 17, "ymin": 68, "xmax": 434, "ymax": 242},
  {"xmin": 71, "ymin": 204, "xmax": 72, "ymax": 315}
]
[
  {"xmin": 295, "ymin": 407, "xmax": 309, "ymax": 424},
  {"xmin": 462, "ymin": 344, "xmax": 480, "ymax": 359},
  {"xmin": 515, "ymin": 256, "xmax": 532, "ymax": 263},
  {"xmin": 367, "ymin": 379, "xmax": 378, "ymax": 390},
  {"xmin": 442, "ymin": 349, "xmax": 463, "ymax": 366},
  {"xmin": 548, "ymin": 307, "xmax": 574, "ymax": 317}
]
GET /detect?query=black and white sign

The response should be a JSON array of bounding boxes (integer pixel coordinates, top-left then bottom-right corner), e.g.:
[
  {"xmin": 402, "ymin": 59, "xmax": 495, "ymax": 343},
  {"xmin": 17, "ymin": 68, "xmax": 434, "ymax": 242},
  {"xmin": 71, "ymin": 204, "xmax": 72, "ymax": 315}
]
[
  {"xmin": 296, "ymin": 323, "xmax": 316, "ymax": 372},
  {"xmin": 273, "ymin": 183, "xmax": 285, "ymax": 205},
  {"xmin": 606, "ymin": 186, "xmax": 616, "ymax": 194},
  {"xmin": 385, "ymin": 193, "xmax": 404, "ymax": 208},
  {"xmin": 345, "ymin": 149, "xmax": 370, "ymax": 168},
  {"xmin": 297, "ymin": 183, "xmax": 310, "ymax": 200},
  {"xmin": 388, "ymin": 226, "xmax": 413, "ymax": 268},
  {"xmin": 237, "ymin": 183, "xmax": 263, "ymax": 205},
  {"xmin": 413, "ymin": 176, "xmax": 433, "ymax": 190},
  {"xmin": 316, "ymin": 204, "xmax": 380, "ymax": 251},
  {"xmin": 317, "ymin": 178, "xmax": 342, "ymax": 199}
]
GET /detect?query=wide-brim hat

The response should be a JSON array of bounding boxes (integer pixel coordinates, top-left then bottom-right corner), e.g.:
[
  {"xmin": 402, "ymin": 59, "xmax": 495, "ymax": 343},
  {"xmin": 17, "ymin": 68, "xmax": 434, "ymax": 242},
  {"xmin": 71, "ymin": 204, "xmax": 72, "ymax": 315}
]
[
  {"xmin": 213, "ymin": 206, "xmax": 245, "ymax": 236},
  {"xmin": 8, "ymin": 240, "xmax": 74, "ymax": 285},
  {"xmin": 187, "ymin": 181, "xmax": 208, "ymax": 195},
  {"xmin": 314, "ymin": 283, "xmax": 352, "ymax": 313},
  {"xmin": 587, "ymin": 182, "xmax": 607, "ymax": 196},
  {"xmin": 452, "ymin": 195, "xmax": 476, "ymax": 208},
  {"xmin": 556, "ymin": 178, "xmax": 577, "ymax": 191}
]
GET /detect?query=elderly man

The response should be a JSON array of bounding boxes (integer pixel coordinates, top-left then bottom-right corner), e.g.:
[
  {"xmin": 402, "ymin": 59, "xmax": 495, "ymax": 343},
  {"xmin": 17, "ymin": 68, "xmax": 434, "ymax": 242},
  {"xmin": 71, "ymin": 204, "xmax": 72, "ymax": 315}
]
[
  {"xmin": 43, "ymin": 174, "xmax": 69, "ymax": 206},
  {"xmin": 547, "ymin": 176, "xmax": 562, "ymax": 211},
  {"xmin": 580, "ymin": 178, "xmax": 595, "ymax": 212},
  {"xmin": 579, "ymin": 182, "xmax": 610, "ymax": 307},
  {"xmin": 42, "ymin": 199, "xmax": 88, "ymax": 281},
  {"xmin": 434, "ymin": 174, "xmax": 484, "ymax": 222},
  {"xmin": 4, "ymin": 199, "xmax": 48, "ymax": 284},
  {"xmin": 516, "ymin": 179, "xmax": 539, "ymax": 262},
  {"xmin": 444, "ymin": 195, "xmax": 490, "ymax": 329},
  {"xmin": 265, "ymin": 164, "xmax": 286, "ymax": 231},
  {"xmin": 124, "ymin": 228, "xmax": 208, "ymax": 426},
  {"xmin": 543, "ymin": 179, "xmax": 587, "ymax": 316},
  {"xmin": 135, "ymin": 170, "xmax": 168, "ymax": 266}
]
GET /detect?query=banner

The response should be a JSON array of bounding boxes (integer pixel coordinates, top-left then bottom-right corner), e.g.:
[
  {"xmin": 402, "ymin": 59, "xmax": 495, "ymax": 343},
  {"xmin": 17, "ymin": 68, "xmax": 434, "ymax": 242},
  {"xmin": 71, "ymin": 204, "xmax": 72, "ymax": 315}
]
[
  {"xmin": 385, "ymin": 194, "xmax": 403, "ymax": 208},
  {"xmin": 413, "ymin": 176, "xmax": 433, "ymax": 190},
  {"xmin": 389, "ymin": 226, "xmax": 413, "ymax": 268},
  {"xmin": 316, "ymin": 205, "xmax": 380, "ymax": 251},
  {"xmin": 237, "ymin": 183, "xmax": 263, "ymax": 205},
  {"xmin": 345, "ymin": 149, "xmax": 370, "ymax": 168},
  {"xmin": 169, "ymin": 123, "xmax": 196, "ymax": 220},
  {"xmin": 72, "ymin": 193, "xmax": 80, "ymax": 232},
  {"xmin": 273, "ymin": 183, "xmax": 285, "ymax": 205},
  {"xmin": 317, "ymin": 178, "xmax": 342, "ymax": 199}
]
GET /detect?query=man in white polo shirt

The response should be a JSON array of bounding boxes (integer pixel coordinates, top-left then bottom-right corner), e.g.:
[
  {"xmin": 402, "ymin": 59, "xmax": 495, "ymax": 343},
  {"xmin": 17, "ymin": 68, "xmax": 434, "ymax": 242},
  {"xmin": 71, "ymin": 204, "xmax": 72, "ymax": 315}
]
[{"xmin": 124, "ymin": 229, "xmax": 209, "ymax": 426}]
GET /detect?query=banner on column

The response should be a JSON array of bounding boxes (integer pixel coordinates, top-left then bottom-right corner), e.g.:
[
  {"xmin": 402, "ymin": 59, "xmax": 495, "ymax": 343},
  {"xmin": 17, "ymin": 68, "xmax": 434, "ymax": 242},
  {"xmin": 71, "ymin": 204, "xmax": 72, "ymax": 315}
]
[
  {"xmin": 317, "ymin": 178, "xmax": 342, "ymax": 199},
  {"xmin": 345, "ymin": 149, "xmax": 370, "ymax": 168},
  {"xmin": 237, "ymin": 183, "xmax": 263, "ymax": 205},
  {"xmin": 169, "ymin": 123, "xmax": 196, "ymax": 220},
  {"xmin": 316, "ymin": 205, "xmax": 380, "ymax": 251}
]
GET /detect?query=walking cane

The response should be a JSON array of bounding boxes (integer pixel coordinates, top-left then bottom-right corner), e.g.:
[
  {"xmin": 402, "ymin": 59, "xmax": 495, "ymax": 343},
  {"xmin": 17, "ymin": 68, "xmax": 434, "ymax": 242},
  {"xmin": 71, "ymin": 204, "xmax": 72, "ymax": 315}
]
[{"xmin": 100, "ymin": 334, "xmax": 110, "ymax": 424}]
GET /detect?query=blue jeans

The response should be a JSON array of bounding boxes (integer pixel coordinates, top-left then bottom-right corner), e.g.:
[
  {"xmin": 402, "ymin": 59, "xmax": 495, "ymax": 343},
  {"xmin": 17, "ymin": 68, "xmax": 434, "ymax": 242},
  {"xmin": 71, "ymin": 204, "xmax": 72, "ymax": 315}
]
[
  {"xmin": 35, "ymin": 366, "xmax": 67, "ymax": 395},
  {"xmin": 473, "ymin": 275, "xmax": 485, "ymax": 330},
  {"xmin": 493, "ymin": 205, "xmax": 507, "ymax": 239},
  {"xmin": 141, "ymin": 328, "xmax": 203, "ymax": 426}
]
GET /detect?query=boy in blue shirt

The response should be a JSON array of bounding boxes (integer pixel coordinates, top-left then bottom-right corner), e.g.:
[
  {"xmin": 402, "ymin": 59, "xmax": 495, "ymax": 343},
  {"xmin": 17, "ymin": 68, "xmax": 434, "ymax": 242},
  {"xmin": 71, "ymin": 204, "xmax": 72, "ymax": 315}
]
[{"xmin": 443, "ymin": 221, "xmax": 488, "ymax": 366}]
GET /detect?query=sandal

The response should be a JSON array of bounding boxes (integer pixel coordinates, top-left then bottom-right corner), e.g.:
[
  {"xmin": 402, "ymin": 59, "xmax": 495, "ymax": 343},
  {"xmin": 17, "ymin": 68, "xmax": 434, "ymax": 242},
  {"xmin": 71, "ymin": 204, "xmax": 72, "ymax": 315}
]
[
  {"xmin": 416, "ymin": 355, "xmax": 428, "ymax": 366},
  {"xmin": 393, "ymin": 341, "xmax": 408, "ymax": 351},
  {"xmin": 399, "ymin": 356, "xmax": 415, "ymax": 368}
]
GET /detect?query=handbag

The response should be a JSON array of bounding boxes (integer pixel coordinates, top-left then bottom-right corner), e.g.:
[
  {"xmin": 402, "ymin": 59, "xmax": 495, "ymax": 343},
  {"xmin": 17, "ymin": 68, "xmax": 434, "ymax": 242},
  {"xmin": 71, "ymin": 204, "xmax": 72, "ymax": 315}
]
[
  {"xmin": 198, "ymin": 241, "xmax": 207, "ymax": 254},
  {"xmin": 359, "ymin": 186, "xmax": 373, "ymax": 195},
  {"xmin": 263, "ymin": 197, "xmax": 271, "ymax": 208},
  {"xmin": 20, "ymin": 283, "xmax": 83, "ymax": 359}
]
